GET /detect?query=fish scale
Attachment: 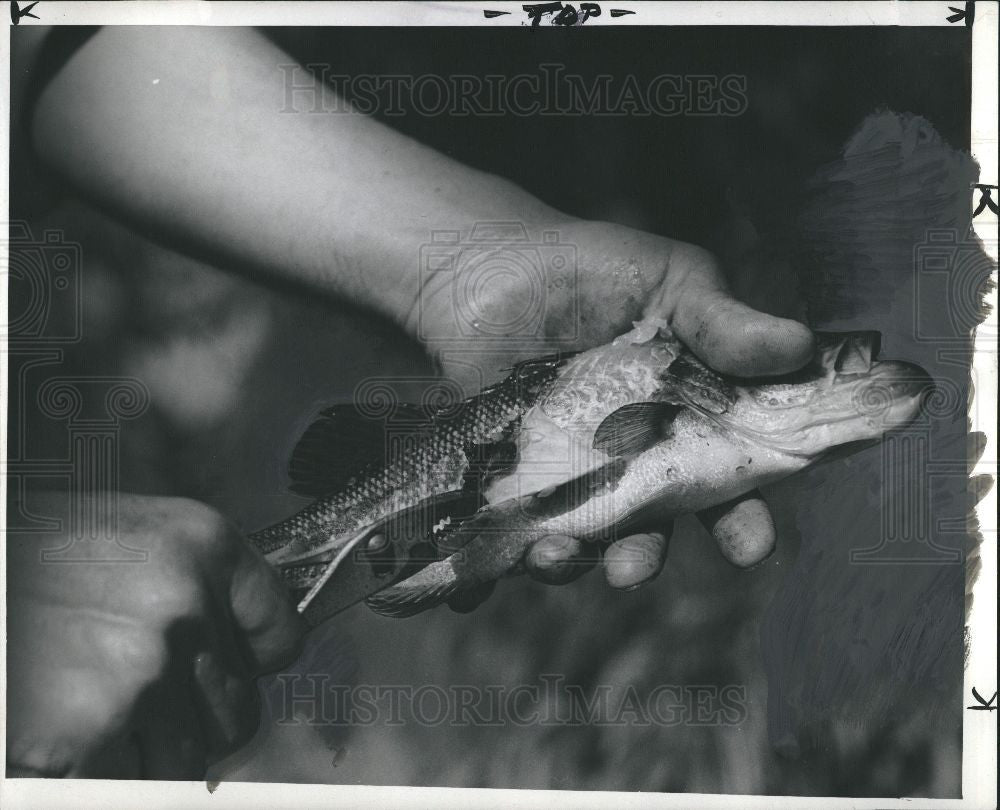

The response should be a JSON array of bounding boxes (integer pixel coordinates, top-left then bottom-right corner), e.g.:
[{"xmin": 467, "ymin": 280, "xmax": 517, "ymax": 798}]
[
  {"xmin": 249, "ymin": 357, "xmax": 565, "ymax": 563},
  {"xmin": 362, "ymin": 326, "xmax": 930, "ymax": 617},
  {"xmin": 252, "ymin": 324, "xmax": 929, "ymax": 620}
]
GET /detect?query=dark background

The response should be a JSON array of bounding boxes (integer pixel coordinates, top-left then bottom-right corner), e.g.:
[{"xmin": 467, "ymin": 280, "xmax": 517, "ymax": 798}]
[
  {"xmin": 271, "ymin": 26, "xmax": 971, "ymax": 249},
  {"xmin": 9, "ymin": 24, "xmax": 976, "ymax": 795}
]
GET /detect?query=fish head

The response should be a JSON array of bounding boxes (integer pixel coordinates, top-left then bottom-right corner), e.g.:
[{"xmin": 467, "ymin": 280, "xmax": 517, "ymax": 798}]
[{"xmin": 720, "ymin": 332, "xmax": 932, "ymax": 458}]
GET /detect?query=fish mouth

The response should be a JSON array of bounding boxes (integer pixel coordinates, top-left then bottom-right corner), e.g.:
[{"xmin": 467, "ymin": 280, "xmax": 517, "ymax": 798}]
[
  {"xmin": 880, "ymin": 361, "xmax": 934, "ymax": 398},
  {"xmin": 770, "ymin": 358, "xmax": 932, "ymax": 456},
  {"xmin": 815, "ymin": 331, "xmax": 882, "ymax": 376},
  {"xmin": 848, "ymin": 360, "xmax": 934, "ymax": 428},
  {"xmin": 733, "ymin": 331, "xmax": 885, "ymax": 388},
  {"xmin": 811, "ymin": 334, "xmax": 934, "ymax": 414},
  {"xmin": 691, "ymin": 332, "xmax": 933, "ymax": 458},
  {"xmin": 817, "ymin": 332, "xmax": 934, "ymax": 391}
]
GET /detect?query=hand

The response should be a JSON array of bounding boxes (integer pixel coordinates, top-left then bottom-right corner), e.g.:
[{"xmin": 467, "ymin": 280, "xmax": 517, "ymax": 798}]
[
  {"xmin": 6, "ymin": 492, "xmax": 306, "ymax": 779},
  {"xmin": 417, "ymin": 219, "xmax": 814, "ymax": 605}
]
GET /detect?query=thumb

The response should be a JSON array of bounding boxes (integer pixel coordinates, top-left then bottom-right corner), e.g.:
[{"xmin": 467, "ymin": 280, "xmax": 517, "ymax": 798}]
[{"xmin": 657, "ymin": 248, "xmax": 814, "ymax": 377}]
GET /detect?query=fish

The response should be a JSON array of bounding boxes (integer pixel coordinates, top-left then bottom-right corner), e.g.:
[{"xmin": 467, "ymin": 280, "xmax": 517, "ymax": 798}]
[{"xmin": 250, "ymin": 319, "xmax": 931, "ymax": 621}]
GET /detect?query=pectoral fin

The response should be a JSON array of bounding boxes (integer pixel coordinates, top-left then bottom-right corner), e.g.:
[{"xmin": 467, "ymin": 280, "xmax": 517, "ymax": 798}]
[{"xmin": 592, "ymin": 402, "xmax": 681, "ymax": 457}]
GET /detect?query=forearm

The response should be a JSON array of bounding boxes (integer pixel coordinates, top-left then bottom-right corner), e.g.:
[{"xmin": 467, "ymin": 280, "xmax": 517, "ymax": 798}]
[{"xmin": 30, "ymin": 26, "xmax": 610, "ymax": 328}]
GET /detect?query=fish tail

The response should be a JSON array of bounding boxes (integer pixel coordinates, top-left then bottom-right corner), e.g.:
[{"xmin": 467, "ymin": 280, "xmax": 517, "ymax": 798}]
[{"xmin": 365, "ymin": 558, "xmax": 460, "ymax": 618}]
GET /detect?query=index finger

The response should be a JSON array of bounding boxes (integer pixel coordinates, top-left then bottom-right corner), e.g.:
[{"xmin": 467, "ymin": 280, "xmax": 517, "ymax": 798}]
[{"xmin": 653, "ymin": 245, "xmax": 815, "ymax": 377}]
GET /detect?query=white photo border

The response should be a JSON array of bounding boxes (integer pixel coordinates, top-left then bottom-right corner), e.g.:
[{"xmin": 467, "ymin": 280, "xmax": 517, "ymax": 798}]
[{"xmin": 1, "ymin": 2, "xmax": 996, "ymax": 809}]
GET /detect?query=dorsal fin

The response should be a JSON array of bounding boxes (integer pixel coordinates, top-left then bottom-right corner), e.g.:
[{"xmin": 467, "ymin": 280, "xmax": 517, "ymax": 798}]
[
  {"xmin": 287, "ymin": 403, "xmax": 429, "ymax": 497},
  {"xmin": 287, "ymin": 352, "xmax": 572, "ymax": 500},
  {"xmin": 592, "ymin": 402, "xmax": 681, "ymax": 457}
]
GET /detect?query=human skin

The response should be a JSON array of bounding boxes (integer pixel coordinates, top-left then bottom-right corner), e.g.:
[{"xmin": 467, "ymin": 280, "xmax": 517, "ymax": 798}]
[
  {"xmin": 7, "ymin": 26, "xmax": 814, "ymax": 777},
  {"xmin": 23, "ymin": 26, "xmax": 813, "ymax": 569},
  {"xmin": 6, "ymin": 494, "xmax": 304, "ymax": 778}
]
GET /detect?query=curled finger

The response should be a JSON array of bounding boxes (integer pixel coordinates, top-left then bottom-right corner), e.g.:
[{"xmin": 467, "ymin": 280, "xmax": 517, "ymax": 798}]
[
  {"xmin": 602, "ymin": 528, "xmax": 671, "ymax": 591},
  {"xmin": 525, "ymin": 534, "xmax": 596, "ymax": 585},
  {"xmin": 697, "ymin": 489, "xmax": 776, "ymax": 569}
]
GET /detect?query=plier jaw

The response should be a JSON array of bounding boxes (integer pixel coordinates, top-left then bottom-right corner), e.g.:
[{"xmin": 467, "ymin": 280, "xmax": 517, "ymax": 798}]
[{"xmin": 267, "ymin": 491, "xmax": 481, "ymax": 625}]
